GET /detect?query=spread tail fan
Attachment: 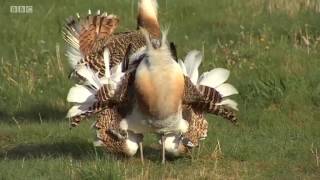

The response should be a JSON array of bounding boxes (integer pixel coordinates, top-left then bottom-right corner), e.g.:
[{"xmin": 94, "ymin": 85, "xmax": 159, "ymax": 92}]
[
  {"xmin": 137, "ymin": 0, "xmax": 161, "ymax": 38},
  {"xmin": 64, "ymin": 27, "xmax": 82, "ymax": 69},
  {"xmin": 63, "ymin": 10, "xmax": 119, "ymax": 67}
]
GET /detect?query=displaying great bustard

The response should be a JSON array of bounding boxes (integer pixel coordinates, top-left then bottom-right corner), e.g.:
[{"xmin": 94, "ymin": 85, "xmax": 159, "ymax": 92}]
[{"xmin": 64, "ymin": 0, "xmax": 239, "ymax": 163}]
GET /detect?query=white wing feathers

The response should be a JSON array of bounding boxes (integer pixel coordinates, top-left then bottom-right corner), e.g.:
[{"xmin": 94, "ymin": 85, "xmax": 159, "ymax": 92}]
[
  {"xmin": 180, "ymin": 50, "xmax": 239, "ymax": 111},
  {"xmin": 66, "ymin": 48, "xmax": 126, "ymax": 118},
  {"xmin": 67, "ymin": 84, "xmax": 96, "ymax": 103},
  {"xmin": 216, "ymin": 99, "xmax": 239, "ymax": 111},
  {"xmin": 215, "ymin": 83, "xmax": 239, "ymax": 97},
  {"xmin": 198, "ymin": 68, "xmax": 230, "ymax": 88},
  {"xmin": 183, "ymin": 50, "xmax": 203, "ymax": 84},
  {"xmin": 110, "ymin": 64, "xmax": 125, "ymax": 87},
  {"xmin": 103, "ymin": 48, "xmax": 111, "ymax": 79},
  {"xmin": 66, "ymin": 103, "xmax": 92, "ymax": 118},
  {"xmin": 178, "ymin": 59, "xmax": 187, "ymax": 76},
  {"xmin": 76, "ymin": 65, "xmax": 102, "ymax": 89}
]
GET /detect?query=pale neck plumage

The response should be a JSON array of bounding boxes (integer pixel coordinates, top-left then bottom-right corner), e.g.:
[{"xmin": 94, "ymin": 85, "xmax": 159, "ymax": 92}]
[{"xmin": 145, "ymin": 47, "xmax": 175, "ymax": 68}]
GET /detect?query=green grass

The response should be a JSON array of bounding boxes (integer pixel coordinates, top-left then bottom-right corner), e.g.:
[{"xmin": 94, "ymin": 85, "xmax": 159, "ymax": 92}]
[{"xmin": 1, "ymin": 0, "xmax": 320, "ymax": 179}]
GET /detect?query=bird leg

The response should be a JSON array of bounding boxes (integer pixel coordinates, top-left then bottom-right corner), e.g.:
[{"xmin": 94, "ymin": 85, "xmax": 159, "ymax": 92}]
[
  {"xmin": 161, "ymin": 135, "xmax": 166, "ymax": 164},
  {"xmin": 139, "ymin": 141, "xmax": 144, "ymax": 164},
  {"xmin": 137, "ymin": 133, "xmax": 144, "ymax": 164}
]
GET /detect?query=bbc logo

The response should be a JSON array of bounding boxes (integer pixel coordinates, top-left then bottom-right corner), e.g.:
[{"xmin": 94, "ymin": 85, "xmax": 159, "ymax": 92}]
[{"xmin": 10, "ymin": 6, "xmax": 33, "ymax": 14}]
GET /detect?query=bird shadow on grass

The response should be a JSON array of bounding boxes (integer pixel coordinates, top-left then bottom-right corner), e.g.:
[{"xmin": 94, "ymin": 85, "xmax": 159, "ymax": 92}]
[
  {"xmin": 0, "ymin": 140, "xmax": 98, "ymax": 160},
  {"xmin": 0, "ymin": 140, "xmax": 185, "ymax": 163},
  {"xmin": 1, "ymin": 103, "xmax": 67, "ymax": 124}
]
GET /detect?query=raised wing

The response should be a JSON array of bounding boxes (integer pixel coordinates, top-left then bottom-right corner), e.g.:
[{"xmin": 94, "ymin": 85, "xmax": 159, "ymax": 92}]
[{"xmin": 180, "ymin": 51, "xmax": 239, "ymax": 124}]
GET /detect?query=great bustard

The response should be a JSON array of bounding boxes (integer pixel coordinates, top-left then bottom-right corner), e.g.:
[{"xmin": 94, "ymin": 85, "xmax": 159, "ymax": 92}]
[{"xmin": 64, "ymin": 0, "xmax": 239, "ymax": 162}]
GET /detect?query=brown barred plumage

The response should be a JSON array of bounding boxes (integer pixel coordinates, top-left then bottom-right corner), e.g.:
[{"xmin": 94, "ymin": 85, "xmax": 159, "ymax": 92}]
[
  {"xmin": 75, "ymin": 32, "xmax": 146, "ymax": 78},
  {"xmin": 198, "ymin": 85, "xmax": 222, "ymax": 103},
  {"xmin": 183, "ymin": 76, "xmax": 204, "ymax": 104},
  {"xmin": 65, "ymin": 13, "xmax": 120, "ymax": 55},
  {"xmin": 70, "ymin": 101, "xmax": 107, "ymax": 127},
  {"xmin": 69, "ymin": 72, "xmax": 136, "ymax": 127},
  {"xmin": 182, "ymin": 106, "xmax": 208, "ymax": 147},
  {"xmin": 183, "ymin": 76, "xmax": 238, "ymax": 124},
  {"xmin": 94, "ymin": 107, "xmax": 126, "ymax": 154},
  {"xmin": 206, "ymin": 102, "xmax": 238, "ymax": 124},
  {"xmin": 84, "ymin": 31, "xmax": 146, "ymax": 70},
  {"xmin": 65, "ymin": 12, "xmax": 146, "ymax": 79},
  {"xmin": 94, "ymin": 107, "xmax": 142, "ymax": 156},
  {"xmin": 96, "ymin": 84, "xmax": 113, "ymax": 102}
]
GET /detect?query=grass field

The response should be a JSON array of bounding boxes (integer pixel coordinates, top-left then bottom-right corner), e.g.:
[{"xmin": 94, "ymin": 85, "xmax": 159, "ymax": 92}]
[{"xmin": 1, "ymin": 0, "xmax": 320, "ymax": 179}]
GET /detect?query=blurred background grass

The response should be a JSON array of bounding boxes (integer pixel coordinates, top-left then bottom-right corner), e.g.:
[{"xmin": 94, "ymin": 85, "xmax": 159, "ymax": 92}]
[{"xmin": 0, "ymin": 0, "xmax": 320, "ymax": 179}]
